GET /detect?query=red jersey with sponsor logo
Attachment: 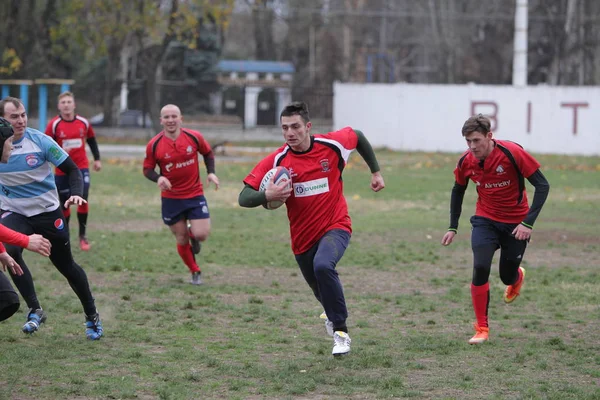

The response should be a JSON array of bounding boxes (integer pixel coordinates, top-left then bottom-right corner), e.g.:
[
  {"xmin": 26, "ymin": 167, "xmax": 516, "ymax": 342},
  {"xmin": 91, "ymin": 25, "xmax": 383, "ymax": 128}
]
[
  {"xmin": 244, "ymin": 127, "xmax": 358, "ymax": 255},
  {"xmin": 45, "ymin": 115, "xmax": 96, "ymax": 175},
  {"xmin": 143, "ymin": 129, "xmax": 212, "ymax": 199},
  {"xmin": 454, "ymin": 139, "xmax": 541, "ymax": 224}
]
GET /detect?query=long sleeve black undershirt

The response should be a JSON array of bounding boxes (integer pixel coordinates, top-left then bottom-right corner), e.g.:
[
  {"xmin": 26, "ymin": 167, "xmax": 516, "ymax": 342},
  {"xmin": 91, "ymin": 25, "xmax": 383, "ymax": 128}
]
[
  {"xmin": 86, "ymin": 137, "xmax": 100, "ymax": 161},
  {"xmin": 448, "ymin": 181, "xmax": 468, "ymax": 231},
  {"xmin": 203, "ymin": 150, "xmax": 215, "ymax": 175},
  {"xmin": 57, "ymin": 157, "xmax": 83, "ymax": 197},
  {"xmin": 143, "ymin": 168, "xmax": 160, "ymax": 183},
  {"xmin": 448, "ymin": 168, "xmax": 550, "ymax": 231},
  {"xmin": 522, "ymin": 169, "xmax": 550, "ymax": 227}
]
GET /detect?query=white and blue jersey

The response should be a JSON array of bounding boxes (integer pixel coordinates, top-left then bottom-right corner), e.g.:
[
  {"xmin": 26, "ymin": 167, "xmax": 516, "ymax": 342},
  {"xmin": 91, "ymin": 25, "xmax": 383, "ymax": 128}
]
[{"xmin": 0, "ymin": 127, "xmax": 68, "ymax": 217}]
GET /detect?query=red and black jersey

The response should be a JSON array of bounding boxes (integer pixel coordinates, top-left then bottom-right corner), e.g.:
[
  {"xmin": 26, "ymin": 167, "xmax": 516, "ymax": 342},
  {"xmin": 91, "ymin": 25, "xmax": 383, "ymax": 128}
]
[
  {"xmin": 454, "ymin": 140, "xmax": 541, "ymax": 224},
  {"xmin": 143, "ymin": 129, "xmax": 212, "ymax": 199},
  {"xmin": 244, "ymin": 127, "xmax": 358, "ymax": 255},
  {"xmin": 45, "ymin": 115, "xmax": 96, "ymax": 175}
]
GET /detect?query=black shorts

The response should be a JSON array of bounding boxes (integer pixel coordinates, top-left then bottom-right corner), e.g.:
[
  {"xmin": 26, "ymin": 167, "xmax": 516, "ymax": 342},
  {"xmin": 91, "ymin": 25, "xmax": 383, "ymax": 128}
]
[
  {"xmin": 471, "ymin": 215, "xmax": 528, "ymax": 255},
  {"xmin": 0, "ymin": 272, "xmax": 19, "ymax": 322}
]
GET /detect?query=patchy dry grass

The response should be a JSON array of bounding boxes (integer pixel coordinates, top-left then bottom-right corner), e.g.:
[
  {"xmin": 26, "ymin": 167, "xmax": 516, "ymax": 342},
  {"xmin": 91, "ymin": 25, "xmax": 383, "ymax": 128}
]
[{"xmin": 0, "ymin": 150, "xmax": 599, "ymax": 399}]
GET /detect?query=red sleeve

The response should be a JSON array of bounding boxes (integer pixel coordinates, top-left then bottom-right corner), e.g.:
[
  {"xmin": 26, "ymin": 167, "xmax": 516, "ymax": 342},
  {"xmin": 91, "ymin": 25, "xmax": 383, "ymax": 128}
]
[
  {"xmin": 511, "ymin": 144, "xmax": 541, "ymax": 178},
  {"xmin": 44, "ymin": 118, "xmax": 55, "ymax": 137},
  {"xmin": 87, "ymin": 124, "xmax": 96, "ymax": 139},
  {"xmin": 243, "ymin": 153, "xmax": 278, "ymax": 190},
  {"xmin": 0, "ymin": 225, "xmax": 29, "ymax": 248},
  {"xmin": 143, "ymin": 139, "xmax": 157, "ymax": 170},
  {"xmin": 0, "ymin": 243, "xmax": 5, "ymax": 253},
  {"xmin": 453, "ymin": 153, "xmax": 470, "ymax": 185},
  {"xmin": 194, "ymin": 132, "xmax": 212, "ymax": 155},
  {"xmin": 324, "ymin": 126, "xmax": 359, "ymax": 150}
]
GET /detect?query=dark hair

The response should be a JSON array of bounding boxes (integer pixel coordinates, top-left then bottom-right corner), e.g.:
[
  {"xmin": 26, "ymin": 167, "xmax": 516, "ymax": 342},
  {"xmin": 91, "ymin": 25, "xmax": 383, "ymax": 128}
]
[
  {"xmin": 461, "ymin": 114, "xmax": 491, "ymax": 136},
  {"xmin": 0, "ymin": 117, "xmax": 14, "ymax": 140},
  {"xmin": 0, "ymin": 97, "xmax": 24, "ymax": 117},
  {"xmin": 280, "ymin": 101, "xmax": 310, "ymax": 123},
  {"xmin": 0, "ymin": 117, "xmax": 14, "ymax": 160}
]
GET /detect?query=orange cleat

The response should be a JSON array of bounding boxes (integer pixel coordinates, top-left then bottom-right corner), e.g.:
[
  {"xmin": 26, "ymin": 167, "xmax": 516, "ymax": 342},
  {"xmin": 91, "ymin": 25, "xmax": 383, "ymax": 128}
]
[
  {"xmin": 79, "ymin": 236, "xmax": 90, "ymax": 252},
  {"xmin": 468, "ymin": 323, "xmax": 489, "ymax": 345},
  {"xmin": 504, "ymin": 267, "xmax": 526, "ymax": 303}
]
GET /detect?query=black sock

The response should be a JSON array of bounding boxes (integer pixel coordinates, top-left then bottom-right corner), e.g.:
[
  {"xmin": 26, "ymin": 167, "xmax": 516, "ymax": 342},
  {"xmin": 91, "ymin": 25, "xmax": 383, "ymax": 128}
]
[
  {"xmin": 333, "ymin": 324, "xmax": 348, "ymax": 333},
  {"xmin": 78, "ymin": 212, "xmax": 88, "ymax": 238}
]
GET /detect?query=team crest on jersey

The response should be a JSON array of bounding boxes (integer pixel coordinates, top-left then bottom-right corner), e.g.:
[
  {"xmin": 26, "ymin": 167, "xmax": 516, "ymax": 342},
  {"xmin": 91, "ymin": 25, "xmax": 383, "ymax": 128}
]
[
  {"xmin": 79, "ymin": 128, "xmax": 84, "ymax": 136},
  {"xmin": 186, "ymin": 145, "xmax": 193, "ymax": 154},
  {"xmin": 320, "ymin": 159, "xmax": 330, "ymax": 172},
  {"xmin": 496, "ymin": 165, "xmax": 506, "ymax": 175},
  {"xmin": 26, "ymin": 154, "xmax": 40, "ymax": 167},
  {"xmin": 54, "ymin": 218, "xmax": 65, "ymax": 230}
]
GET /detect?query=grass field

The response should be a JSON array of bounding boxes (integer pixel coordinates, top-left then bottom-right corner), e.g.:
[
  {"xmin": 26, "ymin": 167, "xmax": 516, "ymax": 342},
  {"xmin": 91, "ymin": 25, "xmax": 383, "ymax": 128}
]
[{"xmin": 0, "ymin": 149, "xmax": 599, "ymax": 400}]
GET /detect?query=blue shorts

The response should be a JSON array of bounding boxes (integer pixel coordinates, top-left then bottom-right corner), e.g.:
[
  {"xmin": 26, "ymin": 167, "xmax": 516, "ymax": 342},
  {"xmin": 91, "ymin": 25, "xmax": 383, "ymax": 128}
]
[
  {"xmin": 56, "ymin": 168, "xmax": 90, "ymax": 202},
  {"xmin": 161, "ymin": 195, "xmax": 210, "ymax": 226}
]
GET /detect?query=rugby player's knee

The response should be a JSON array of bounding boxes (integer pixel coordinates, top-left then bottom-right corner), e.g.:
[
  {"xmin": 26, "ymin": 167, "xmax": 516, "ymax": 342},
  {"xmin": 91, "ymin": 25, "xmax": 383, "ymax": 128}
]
[
  {"xmin": 313, "ymin": 259, "xmax": 335, "ymax": 277},
  {"xmin": 190, "ymin": 229, "xmax": 209, "ymax": 242},
  {"xmin": 472, "ymin": 265, "xmax": 491, "ymax": 286},
  {"xmin": 499, "ymin": 258, "xmax": 521, "ymax": 285}
]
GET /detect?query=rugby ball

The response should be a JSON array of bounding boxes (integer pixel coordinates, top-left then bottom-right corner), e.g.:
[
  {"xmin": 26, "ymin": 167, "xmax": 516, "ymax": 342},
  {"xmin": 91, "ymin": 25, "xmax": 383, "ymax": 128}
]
[{"xmin": 259, "ymin": 166, "xmax": 292, "ymax": 210}]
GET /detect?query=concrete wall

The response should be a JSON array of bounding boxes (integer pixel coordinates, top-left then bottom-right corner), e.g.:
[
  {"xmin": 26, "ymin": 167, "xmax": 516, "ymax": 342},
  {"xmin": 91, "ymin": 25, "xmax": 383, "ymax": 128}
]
[{"xmin": 334, "ymin": 82, "xmax": 600, "ymax": 155}]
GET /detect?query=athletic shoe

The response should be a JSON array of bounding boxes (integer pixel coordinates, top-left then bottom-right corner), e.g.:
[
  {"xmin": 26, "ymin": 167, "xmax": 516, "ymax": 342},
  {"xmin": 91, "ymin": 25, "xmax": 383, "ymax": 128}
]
[
  {"xmin": 190, "ymin": 271, "xmax": 202, "ymax": 285},
  {"xmin": 468, "ymin": 323, "xmax": 489, "ymax": 345},
  {"xmin": 85, "ymin": 313, "xmax": 104, "ymax": 340},
  {"xmin": 188, "ymin": 223, "xmax": 201, "ymax": 255},
  {"xmin": 22, "ymin": 308, "xmax": 47, "ymax": 334},
  {"xmin": 79, "ymin": 236, "xmax": 90, "ymax": 252},
  {"xmin": 504, "ymin": 267, "xmax": 526, "ymax": 303},
  {"xmin": 320, "ymin": 311, "xmax": 334, "ymax": 337},
  {"xmin": 332, "ymin": 331, "xmax": 351, "ymax": 356}
]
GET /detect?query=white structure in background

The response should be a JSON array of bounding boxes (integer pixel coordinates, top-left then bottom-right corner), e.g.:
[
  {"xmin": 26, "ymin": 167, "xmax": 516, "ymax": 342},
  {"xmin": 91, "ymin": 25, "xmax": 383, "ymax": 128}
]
[
  {"xmin": 512, "ymin": 0, "xmax": 528, "ymax": 87},
  {"xmin": 333, "ymin": 82, "xmax": 600, "ymax": 155},
  {"xmin": 214, "ymin": 60, "xmax": 294, "ymax": 128}
]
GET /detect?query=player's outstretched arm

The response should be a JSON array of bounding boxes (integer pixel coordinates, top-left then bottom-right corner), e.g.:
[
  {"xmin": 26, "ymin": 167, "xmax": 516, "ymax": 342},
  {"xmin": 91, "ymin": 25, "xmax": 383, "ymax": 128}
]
[{"xmin": 354, "ymin": 130, "xmax": 385, "ymax": 192}]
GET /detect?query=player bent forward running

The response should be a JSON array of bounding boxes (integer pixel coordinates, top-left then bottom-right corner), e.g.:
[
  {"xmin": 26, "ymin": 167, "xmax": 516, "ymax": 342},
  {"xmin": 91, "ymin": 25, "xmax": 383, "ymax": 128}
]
[
  {"xmin": 0, "ymin": 99, "xmax": 103, "ymax": 340},
  {"xmin": 238, "ymin": 102, "xmax": 385, "ymax": 356},
  {"xmin": 441, "ymin": 114, "xmax": 550, "ymax": 344}
]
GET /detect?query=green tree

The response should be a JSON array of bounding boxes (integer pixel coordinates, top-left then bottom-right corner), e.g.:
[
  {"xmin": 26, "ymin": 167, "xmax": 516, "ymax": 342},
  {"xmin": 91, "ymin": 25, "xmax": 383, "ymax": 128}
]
[{"xmin": 50, "ymin": 0, "xmax": 233, "ymax": 129}]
